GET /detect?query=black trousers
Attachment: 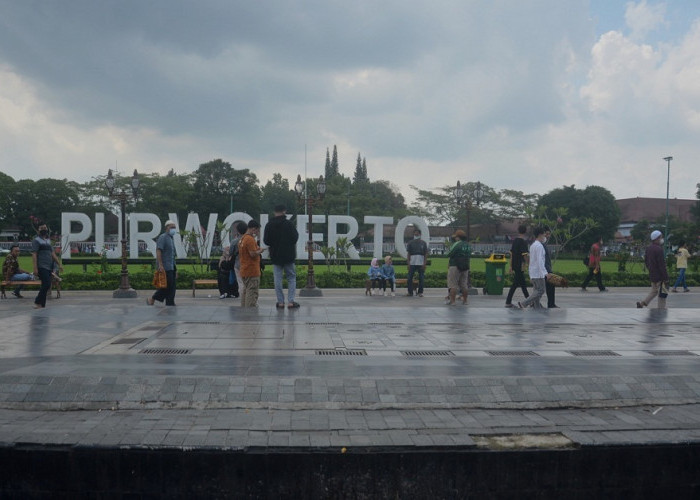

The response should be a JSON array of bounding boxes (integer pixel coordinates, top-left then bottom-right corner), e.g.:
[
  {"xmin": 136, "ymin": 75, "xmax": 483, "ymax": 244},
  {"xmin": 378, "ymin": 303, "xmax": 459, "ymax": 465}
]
[
  {"xmin": 218, "ymin": 271, "xmax": 239, "ymax": 296},
  {"xmin": 581, "ymin": 268, "xmax": 605, "ymax": 290},
  {"xmin": 546, "ymin": 280, "xmax": 556, "ymax": 307},
  {"xmin": 506, "ymin": 269, "xmax": 529, "ymax": 304},
  {"xmin": 34, "ymin": 267, "xmax": 52, "ymax": 307},
  {"xmin": 153, "ymin": 269, "xmax": 177, "ymax": 305}
]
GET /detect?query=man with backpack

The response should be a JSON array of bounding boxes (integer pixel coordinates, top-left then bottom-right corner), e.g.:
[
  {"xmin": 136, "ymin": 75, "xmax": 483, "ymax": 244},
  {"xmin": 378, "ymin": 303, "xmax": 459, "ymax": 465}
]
[{"xmin": 446, "ymin": 229, "xmax": 470, "ymax": 305}]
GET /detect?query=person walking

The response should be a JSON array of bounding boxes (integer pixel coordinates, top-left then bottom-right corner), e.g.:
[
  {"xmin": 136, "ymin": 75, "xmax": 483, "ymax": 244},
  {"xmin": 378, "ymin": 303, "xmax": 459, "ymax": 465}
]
[
  {"xmin": 672, "ymin": 241, "xmax": 690, "ymax": 293},
  {"xmin": 505, "ymin": 224, "xmax": 529, "ymax": 307},
  {"xmin": 31, "ymin": 224, "xmax": 63, "ymax": 309},
  {"xmin": 543, "ymin": 227, "xmax": 558, "ymax": 308},
  {"xmin": 263, "ymin": 205, "xmax": 300, "ymax": 309},
  {"xmin": 3, "ymin": 244, "xmax": 33, "ymax": 298},
  {"xmin": 406, "ymin": 228, "xmax": 428, "ymax": 297},
  {"xmin": 518, "ymin": 227, "xmax": 550, "ymax": 309},
  {"xmin": 637, "ymin": 230, "xmax": 669, "ymax": 309},
  {"xmin": 239, "ymin": 219, "xmax": 265, "ymax": 307},
  {"xmin": 581, "ymin": 236, "xmax": 607, "ymax": 292},
  {"xmin": 446, "ymin": 229, "xmax": 470, "ymax": 305},
  {"xmin": 147, "ymin": 220, "xmax": 178, "ymax": 306}
]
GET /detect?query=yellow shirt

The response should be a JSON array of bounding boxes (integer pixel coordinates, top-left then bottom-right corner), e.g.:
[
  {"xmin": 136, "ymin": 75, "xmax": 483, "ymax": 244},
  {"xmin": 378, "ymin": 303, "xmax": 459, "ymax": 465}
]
[{"xmin": 675, "ymin": 247, "xmax": 690, "ymax": 269}]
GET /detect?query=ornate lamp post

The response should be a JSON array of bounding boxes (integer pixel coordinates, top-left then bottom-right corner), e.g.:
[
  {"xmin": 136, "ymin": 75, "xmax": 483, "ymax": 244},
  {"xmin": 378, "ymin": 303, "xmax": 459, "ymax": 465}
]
[
  {"xmin": 663, "ymin": 156, "xmax": 672, "ymax": 255},
  {"xmin": 454, "ymin": 180, "xmax": 484, "ymax": 295},
  {"xmin": 295, "ymin": 174, "xmax": 326, "ymax": 297},
  {"xmin": 105, "ymin": 168, "xmax": 140, "ymax": 298},
  {"xmin": 453, "ymin": 180, "xmax": 484, "ymax": 241}
]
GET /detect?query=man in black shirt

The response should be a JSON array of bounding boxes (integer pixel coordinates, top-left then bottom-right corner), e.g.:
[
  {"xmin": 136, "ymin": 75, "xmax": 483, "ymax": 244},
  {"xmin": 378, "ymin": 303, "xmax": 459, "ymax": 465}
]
[{"xmin": 505, "ymin": 224, "xmax": 530, "ymax": 307}]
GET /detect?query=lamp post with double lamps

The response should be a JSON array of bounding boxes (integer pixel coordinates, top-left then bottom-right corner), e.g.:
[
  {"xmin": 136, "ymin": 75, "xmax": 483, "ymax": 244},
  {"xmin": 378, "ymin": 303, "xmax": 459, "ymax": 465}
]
[
  {"xmin": 105, "ymin": 169, "xmax": 140, "ymax": 298},
  {"xmin": 453, "ymin": 180, "xmax": 484, "ymax": 242},
  {"xmin": 663, "ymin": 156, "xmax": 672, "ymax": 255},
  {"xmin": 295, "ymin": 174, "xmax": 326, "ymax": 297}
]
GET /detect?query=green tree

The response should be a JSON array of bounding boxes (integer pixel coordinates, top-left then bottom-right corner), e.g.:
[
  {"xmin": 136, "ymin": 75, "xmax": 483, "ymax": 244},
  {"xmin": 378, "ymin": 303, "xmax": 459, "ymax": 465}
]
[
  {"xmin": 192, "ymin": 159, "xmax": 261, "ymax": 217},
  {"xmin": 353, "ymin": 153, "xmax": 369, "ymax": 184},
  {"xmin": 10, "ymin": 178, "xmax": 81, "ymax": 239},
  {"xmin": 260, "ymin": 173, "xmax": 297, "ymax": 216},
  {"xmin": 324, "ymin": 148, "xmax": 333, "ymax": 180},
  {"xmin": 330, "ymin": 145, "xmax": 339, "ymax": 178},
  {"xmin": 0, "ymin": 171, "xmax": 16, "ymax": 232},
  {"xmin": 537, "ymin": 185, "xmax": 620, "ymax": 248}
]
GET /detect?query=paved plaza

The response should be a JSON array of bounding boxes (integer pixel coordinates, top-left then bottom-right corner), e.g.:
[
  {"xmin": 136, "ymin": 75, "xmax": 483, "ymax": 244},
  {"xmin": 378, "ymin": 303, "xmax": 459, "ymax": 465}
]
[{"xmin": 0, "ymin": 285, "xmax": 699, "ymax": 453}]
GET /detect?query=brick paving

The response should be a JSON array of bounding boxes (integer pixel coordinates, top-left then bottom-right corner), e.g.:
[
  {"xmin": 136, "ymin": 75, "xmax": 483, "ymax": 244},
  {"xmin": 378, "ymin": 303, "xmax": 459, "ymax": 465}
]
[{"xmin": 0, "ymin": 287, "xmax": 698, "ymax": 451}]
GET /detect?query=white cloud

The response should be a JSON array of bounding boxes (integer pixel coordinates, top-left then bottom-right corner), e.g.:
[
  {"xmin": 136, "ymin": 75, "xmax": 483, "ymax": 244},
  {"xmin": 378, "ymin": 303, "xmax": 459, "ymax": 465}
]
[
  {"xmin": 0, "ymin": 1, "xmax": 699, "ymax": 207},
  {"xmin": 625, "ymin": 0, "xmax": 667, "ymax": 41}
]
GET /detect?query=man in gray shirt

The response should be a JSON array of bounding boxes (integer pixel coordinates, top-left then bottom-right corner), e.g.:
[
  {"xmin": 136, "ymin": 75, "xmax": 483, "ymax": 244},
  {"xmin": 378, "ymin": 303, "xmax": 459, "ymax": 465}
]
[
  {"xmin": 148, "ymin": 220, "xmax": 178, "ymax": 306},
  {"xmin": 406, "ymin": 228, "xmax": 428, "ymax": 297}
]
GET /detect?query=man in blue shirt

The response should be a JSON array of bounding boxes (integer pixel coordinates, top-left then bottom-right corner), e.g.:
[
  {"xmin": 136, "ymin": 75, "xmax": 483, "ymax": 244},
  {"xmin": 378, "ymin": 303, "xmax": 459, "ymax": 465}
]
[{"xmin": 148, "ymin": 220, "xmax": 178, "ymax": 306}]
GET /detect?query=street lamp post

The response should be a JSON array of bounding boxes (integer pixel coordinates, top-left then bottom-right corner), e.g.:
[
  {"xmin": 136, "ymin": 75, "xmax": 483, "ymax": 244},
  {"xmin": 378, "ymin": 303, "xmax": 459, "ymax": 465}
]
[
  {"xmin": 663, "ymin": 156, "xmax": 673, "ymax": 255},
  {"xmin": 105, "ymin": 169, "xmax": 140, "ymax": 298},
  {"xmin": 295, "ymin": 174, "xmax": 326, "ymax": 297},
  {"xmin": 453, "ymin": 180, "xmax": 484, "ymax": 295}
]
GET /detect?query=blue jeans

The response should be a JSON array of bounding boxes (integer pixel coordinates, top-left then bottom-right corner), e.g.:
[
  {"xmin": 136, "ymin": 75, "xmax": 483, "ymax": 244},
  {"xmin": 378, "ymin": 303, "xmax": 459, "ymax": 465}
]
[
  {"xmin": 273, "ymin": 263, "xmax": 296, "ymax": 304},
  {"xmin": 10, "ymin": 272, "xmax": 32, "ymax": 294},
  {"xmin": 407, "ymin": 265, "xmax": 425, "ymax": 295},
  {"xmin": 673, "ymin": 268, "xmax": 687, "ymax": 290}
]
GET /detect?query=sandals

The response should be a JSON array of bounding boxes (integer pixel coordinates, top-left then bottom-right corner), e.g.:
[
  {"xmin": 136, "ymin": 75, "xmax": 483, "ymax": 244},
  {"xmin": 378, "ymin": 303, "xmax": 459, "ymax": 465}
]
[
  {"xmin": 287, "ymin": 302, "xmax": 300, "ymax": 309},
  {"xmin": 276, "ymin": 303, "xmax": 285, "ymax": 309}
]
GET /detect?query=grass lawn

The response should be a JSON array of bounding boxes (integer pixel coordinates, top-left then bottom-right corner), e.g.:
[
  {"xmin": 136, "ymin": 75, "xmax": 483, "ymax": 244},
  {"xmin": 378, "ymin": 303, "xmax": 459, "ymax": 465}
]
[{"xmin": 13, "ymin": 255, "xmax": 646, "ymax": 276}]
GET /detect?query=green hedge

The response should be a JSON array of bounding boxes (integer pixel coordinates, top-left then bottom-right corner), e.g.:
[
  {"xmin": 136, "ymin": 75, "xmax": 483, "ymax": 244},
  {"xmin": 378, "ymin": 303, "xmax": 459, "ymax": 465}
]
[{"xmin": 55, "ymin": 268, "xmax": 697, "ymax": 290}]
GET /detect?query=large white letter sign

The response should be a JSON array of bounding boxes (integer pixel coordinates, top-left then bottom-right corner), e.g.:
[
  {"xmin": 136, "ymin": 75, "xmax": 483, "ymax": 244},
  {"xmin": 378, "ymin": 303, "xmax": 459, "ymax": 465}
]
[
  {"xmin": 364, "ymin": 216, "xmax": 393, "ymax": 259},
  {"xmin": 183, "ymin": 213, "xmax": 218, "ymax": 259},
  {"xmin": 296, "ymin": 214, "xmax": 326, "ymax": 259},
  {"xmin": 61, "ymin": 212, "xmax": 92, "ymax": 259},
  {"xmin": 327, "ymin": 216, "xmax": 360, "ymax": 259},
  {"xmin": 395, "ymin": 216, "xmax": 430, "ymax": 259},
  {"xmin": 129, "ymin": 213, "xmax": 161, "ymax": 257},
  {"xmin": 219, "ymin": 212, "xmax": 253, "ymax": 247}
]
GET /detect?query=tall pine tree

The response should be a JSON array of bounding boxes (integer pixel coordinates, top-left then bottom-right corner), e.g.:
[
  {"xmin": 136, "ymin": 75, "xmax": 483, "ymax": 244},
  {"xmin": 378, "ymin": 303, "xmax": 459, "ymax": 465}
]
[
  {"xmin": 324, "ymin": 148, "xmax": 332, "ymax": 179},
  {"xmin": 353, "ymin": 152, "xmax": 368, "ymax": 184},
  {"xmin": 330, "ymin": 145, "xmax": 339, "ymax": 178}
]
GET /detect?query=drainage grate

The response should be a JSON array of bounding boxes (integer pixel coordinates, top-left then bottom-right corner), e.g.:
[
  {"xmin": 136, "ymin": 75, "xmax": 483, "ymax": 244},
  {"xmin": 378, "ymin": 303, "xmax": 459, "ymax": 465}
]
[
  {"xmin": 307, "ymin": 322, "xmax": 341, "ymax": 326},
  {"xmin": 315, "ymin": 349, "xmax": 367, "ymax": 356},
  {"xmin": 182, "ymin": 321, "xmax": 222, "ymax": 325},
  {"xmin": 401, "ymin": 350, "xmax": 455, "ymax": 357},
  {"xmin": 368, "ymin": 322, "xmax": 404, "ymax": 326},
  {"xmin": 140, "ymin": 348, "xmax": 192, "ymax": 355},
  {"xmin": 487, "ymin": 351, "xmax": 539, "ymax": 357},
  {"xmin": 647, "ymin": 350, "xmax": 698, "ymax": 356},
  {"xmin": 568, "ymin": 350, "xmax": 620, "ymax": 357},
  {"xmin": 139, "ymin": 326, "xmax": 164, "ymax": 331},
  {"xmin": 111, "ymin": 338, "xmax": 147, "ymax": 345}
]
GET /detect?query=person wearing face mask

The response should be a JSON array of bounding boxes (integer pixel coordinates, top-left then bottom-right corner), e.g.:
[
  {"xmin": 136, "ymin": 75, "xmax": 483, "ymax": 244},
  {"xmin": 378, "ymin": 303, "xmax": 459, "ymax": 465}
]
[
  {"xmin": 637, "ymin": 230, "xmax": 669, "ymax": 309},
  {"xmin": 581, "ymin": 236, "xmax": 607, "ymax": 292},
  {"xmin": 31, "ymin": 224, "xmax": 63, "ymax": 309},
  {"xmin": 147, "ymin": 220, "xmax": 178, "ymax": 306}
]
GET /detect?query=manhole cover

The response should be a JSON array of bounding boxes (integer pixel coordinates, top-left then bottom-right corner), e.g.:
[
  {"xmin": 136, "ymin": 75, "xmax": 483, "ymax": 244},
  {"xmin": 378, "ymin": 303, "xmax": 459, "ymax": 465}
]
[
  {"xmin": 140, "ymin": 348, "xmax": 191, "ymax": 355},
  {"xmin": 315, "ymin": 349, "xmax": 367, "ymax": 356},
  {"xmin": 401, "ymin": 350, "xmax": 455, "ymax": 357}
]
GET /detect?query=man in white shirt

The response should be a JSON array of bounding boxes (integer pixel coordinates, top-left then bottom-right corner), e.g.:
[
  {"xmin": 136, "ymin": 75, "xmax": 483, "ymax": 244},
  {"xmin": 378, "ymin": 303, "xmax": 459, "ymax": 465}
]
[{"xmin": 518, "ymin": 227, "xmax": 550, "ymax": 309}]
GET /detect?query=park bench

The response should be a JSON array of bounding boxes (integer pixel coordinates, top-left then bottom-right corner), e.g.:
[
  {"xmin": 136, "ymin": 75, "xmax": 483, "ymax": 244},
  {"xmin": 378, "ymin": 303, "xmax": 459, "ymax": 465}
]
[
  {"xmin": 364, "ymin": 278, "xmax": 418, "ymax": 295},
  {"xmin": 1, "ymin": 278, "xmax": 61, "ymax": 299},
  {"xmin": 192, "ymin": 279, "xmax": 219, "ymax": 297}
]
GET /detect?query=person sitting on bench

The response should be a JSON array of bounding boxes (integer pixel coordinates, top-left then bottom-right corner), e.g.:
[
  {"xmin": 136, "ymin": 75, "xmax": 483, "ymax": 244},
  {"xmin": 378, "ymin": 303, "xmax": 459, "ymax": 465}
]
[{"xmin": 2, "ymin": 245, "xmax": 33, "ymax": 298}]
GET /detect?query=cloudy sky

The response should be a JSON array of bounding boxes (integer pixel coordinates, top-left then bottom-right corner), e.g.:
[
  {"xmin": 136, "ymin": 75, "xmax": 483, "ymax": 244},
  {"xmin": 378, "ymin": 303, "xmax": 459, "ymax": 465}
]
[{"xmin": 1, "ymin": 0, "xmax": 699, "ymax": 204}]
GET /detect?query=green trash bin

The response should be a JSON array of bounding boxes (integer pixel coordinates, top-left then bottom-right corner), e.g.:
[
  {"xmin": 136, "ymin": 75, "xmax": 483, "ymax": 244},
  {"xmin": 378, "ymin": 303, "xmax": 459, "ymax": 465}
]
[{"xmin": 483, "ymin": 253, "xmax": 508, "ymax": 295}]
